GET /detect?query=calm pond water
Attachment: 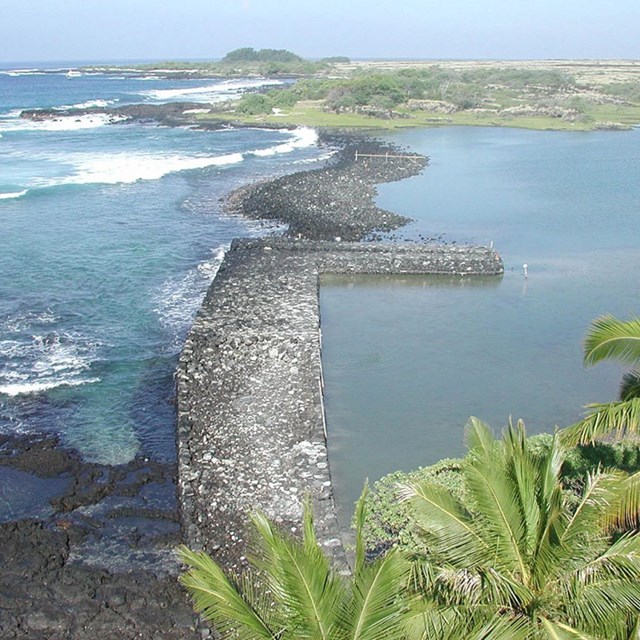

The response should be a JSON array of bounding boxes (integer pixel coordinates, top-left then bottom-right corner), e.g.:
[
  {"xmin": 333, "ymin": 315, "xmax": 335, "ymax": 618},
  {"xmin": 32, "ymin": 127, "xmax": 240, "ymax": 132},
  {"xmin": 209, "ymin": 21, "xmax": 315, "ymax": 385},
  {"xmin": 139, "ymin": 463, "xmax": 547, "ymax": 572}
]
[{"xmin": 320, "ymin": 126, "xmax": 640, "ymax": 524}]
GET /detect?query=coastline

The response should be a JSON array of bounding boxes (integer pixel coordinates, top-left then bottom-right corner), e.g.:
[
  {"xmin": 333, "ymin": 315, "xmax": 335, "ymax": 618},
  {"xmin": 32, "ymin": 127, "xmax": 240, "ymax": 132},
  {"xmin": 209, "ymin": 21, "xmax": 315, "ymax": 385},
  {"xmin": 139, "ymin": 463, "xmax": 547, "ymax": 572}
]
[
  {"xmin": 177, "ymin": 239, "xmax": 503, "ymax": 571},
  {"xmin": 1, "ymin": 128, "xmax": 426, "ymax": 638},
  {"xmin": 176, "ymin": 135, "xmax": 503, "ymax": 575},
  {"xmin": 1, "ymin": 126, "xmax": 495, "ymax": 638}
]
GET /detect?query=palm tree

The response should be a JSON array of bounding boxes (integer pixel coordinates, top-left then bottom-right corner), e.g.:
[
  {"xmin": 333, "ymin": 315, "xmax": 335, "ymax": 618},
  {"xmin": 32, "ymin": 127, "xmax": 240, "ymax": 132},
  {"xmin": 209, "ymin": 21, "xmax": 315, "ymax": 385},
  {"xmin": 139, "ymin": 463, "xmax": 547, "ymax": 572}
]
[
  {"xmin": 399, "ymin": 417, "xmax": 640, "ymax": 639},
  {"xmin": 178, "ymin": 487, "xmax": 532, "ymax": 640},
  {"xmin": 562, "ymin": 315, "xmax": 640, "ymax": 446},
  {"xmin": 178, "ymin": 488, "xmax": 416, "ymax": 640}
]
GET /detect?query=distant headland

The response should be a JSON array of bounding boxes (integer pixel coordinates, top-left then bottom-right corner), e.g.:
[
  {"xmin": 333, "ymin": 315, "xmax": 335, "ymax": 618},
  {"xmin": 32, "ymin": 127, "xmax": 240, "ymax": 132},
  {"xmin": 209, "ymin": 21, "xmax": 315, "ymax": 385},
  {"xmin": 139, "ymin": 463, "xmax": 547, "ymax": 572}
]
[{"xmin": 82, "ymin": 48, "xmax": 640, "ymax": 132}]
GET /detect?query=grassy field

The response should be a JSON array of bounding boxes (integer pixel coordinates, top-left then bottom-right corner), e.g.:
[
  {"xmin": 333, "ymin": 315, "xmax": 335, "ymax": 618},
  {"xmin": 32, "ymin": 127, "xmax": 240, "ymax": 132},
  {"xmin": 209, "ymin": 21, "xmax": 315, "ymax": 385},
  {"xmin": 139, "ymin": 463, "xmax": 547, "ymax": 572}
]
[{"xmin": 196, "ymin": 59, "xmax": 640, "ymax": 132}]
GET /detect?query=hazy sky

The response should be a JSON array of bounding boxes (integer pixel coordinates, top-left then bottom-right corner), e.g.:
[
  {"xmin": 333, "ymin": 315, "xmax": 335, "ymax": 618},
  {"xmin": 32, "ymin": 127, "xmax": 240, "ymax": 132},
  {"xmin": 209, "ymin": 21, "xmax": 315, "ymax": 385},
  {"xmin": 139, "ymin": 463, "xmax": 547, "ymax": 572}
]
[{"xmin": 1, "ymin": 0, "xmax": 637, "ymax": 63}]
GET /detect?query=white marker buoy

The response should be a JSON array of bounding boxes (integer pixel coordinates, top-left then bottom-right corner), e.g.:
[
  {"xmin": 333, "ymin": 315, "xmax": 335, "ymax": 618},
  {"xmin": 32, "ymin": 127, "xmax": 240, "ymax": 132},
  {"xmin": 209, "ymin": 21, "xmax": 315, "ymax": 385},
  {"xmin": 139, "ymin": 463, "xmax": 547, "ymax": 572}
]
[{"xmin": 523, "ymin": 263, "xmax": 528, "ymax": 278}]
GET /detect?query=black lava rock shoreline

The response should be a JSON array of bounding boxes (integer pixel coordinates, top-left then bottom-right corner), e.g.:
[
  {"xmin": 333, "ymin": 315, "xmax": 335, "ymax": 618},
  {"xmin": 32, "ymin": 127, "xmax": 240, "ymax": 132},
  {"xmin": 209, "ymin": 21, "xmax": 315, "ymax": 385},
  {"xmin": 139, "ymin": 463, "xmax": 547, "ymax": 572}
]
[
  {"xmin": 226, "ymin": 131, "xmax": 428, "ymax": 241},
  {"xmin": 1, "ymin": 125, "xmax": 502, "ymax": 639}
]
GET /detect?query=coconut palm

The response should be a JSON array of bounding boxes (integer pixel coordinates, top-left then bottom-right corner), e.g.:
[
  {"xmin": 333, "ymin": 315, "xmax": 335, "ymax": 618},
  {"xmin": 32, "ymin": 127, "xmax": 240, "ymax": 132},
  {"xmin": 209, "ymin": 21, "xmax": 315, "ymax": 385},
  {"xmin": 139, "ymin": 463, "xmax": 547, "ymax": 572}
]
[
  {"xmin": 399, "ymin": 417, "xmax": 640, "ymax": 640},
  {"xmin": 562, "ymin": 315, "xmax": 640, "ymax": 446}
]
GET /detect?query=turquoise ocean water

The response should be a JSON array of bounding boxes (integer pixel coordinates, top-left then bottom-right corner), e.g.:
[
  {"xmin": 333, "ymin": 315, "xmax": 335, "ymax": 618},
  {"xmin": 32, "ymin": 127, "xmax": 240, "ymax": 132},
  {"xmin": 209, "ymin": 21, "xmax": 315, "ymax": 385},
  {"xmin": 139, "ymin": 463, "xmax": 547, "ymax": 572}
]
[
  {"xmin": 321, "ymin": 126, "xmax": 640, "ymax": 522},
  {"xmin": 0, "ymin": 64, "xmax": 326, "ymax": 496}
]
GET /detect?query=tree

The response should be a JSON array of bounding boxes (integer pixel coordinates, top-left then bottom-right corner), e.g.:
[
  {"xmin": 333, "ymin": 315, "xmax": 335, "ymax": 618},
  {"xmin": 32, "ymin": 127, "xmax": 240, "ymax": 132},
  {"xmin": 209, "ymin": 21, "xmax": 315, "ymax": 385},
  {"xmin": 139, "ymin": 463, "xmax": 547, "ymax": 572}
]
[
  {"xmin": 236, "ymin": 93, "xmax": 273, "ymax": 115},
  {"xmin": 178, "ymin": 487, "xmax": 530, "ymax": 639},
  {"xmin": 561, "ymin": 315, "xmax": 640, "ymax": 446},
  {"xmin": 399, "ymin": 417, "xmax": 640, "ymax": 639},
  {"xmin": 178, "ymin": 489, "xmax": 415, "ymax": 640}
]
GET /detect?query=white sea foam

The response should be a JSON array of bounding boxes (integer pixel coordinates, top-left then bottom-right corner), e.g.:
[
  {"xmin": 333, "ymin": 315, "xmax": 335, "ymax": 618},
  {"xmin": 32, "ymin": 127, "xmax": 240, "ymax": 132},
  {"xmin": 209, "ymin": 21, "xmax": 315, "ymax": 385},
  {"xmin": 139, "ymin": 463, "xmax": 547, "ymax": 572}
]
[
  {"xmin": 0, "ymin": 113, "xmax": 128, "ymax": 132},
  {"xmin": 0, "ymin": 309, "xmax": 57, "ymax": 332},
  {"xmin": 36, "ymin": 150, "xmax": 245, "ymax": 187},
  {"xmin": 2, "ymin": 69, "xmax": 46, "ymax": 77},
  {"xmin": 0, "ymin": 331, "xmax": 101, "ymax": 397},
  {"xmin": 0, "ymin": 378, "xmax": 101, "ymax": 397},
  {"xmin": 248, "ymin": 127, "xmax": 319, "ymax": 157},
  {"xmin": 0, "ymin": 189, "xmax": 28, "ymax": 200},
  {"xmin": 141, "ymin": 78, "xmax": 283, "ymax": 103},
  {"xmin": 70, "ymin": 98, "xmax": 115, "ymax": 109},
  {"xmin": 154, "ymin": 246, "xmax": 227, "ymax": 353}
]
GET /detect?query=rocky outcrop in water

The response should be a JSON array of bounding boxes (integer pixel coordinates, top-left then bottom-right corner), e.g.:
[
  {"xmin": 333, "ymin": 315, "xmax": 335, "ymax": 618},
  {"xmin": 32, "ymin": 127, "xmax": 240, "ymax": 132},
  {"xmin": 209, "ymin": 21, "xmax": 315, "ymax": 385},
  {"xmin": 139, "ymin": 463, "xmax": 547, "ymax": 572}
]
[{"xmin": 225, "ymin": 135, "xmax": 428, "ymax": 240}]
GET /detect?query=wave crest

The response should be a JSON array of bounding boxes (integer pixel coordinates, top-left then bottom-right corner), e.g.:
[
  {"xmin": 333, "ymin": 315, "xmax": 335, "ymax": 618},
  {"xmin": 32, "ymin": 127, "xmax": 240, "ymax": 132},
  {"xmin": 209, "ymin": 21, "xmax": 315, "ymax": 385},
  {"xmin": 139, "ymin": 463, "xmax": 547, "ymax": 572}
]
[{"xmin": 0, "ymin": 189, "xmax": 28, "ymax": 200}]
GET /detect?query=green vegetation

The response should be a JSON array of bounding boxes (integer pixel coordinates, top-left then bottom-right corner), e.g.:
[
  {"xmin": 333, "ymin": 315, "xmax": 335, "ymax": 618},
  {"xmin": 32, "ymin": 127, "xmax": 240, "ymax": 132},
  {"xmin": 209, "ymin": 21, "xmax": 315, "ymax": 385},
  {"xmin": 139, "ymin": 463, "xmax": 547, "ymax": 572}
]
[
  {"xmin": 180, "ymin": 419, "xmax": 640, "ymax": 639},
  {"xmin": 180, "ymin": 313, "xmax": 640, "ymax": 638},
  {"xmin": 221, "ymin": 47, "xmax": 304, "ymax": 64},
  {"xmin": 108, "ymin": 54, "xmax": 640, "ymax": 130},
  {"xmin": 179, "ymin": 489, "xmax": 415, "ymax": 640},
  {"xmin": 192, "ymin": 58, "xmax": 640, "ymax": 131},
  {"xmin": 130, "ymin": 47, "xmax": 339, "ymax": 77},
  {"xmin": 563, "ymin": 315, "xmax": 640, "ymax": 446}
]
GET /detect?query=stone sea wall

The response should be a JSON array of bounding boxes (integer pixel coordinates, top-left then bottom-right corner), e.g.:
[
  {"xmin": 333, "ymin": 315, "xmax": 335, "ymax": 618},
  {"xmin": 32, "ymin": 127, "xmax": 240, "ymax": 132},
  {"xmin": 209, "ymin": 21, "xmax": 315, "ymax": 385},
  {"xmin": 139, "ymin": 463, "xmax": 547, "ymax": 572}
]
[{"xmin": 176, "ymin": 238, "xmax": 503, "ymax": 569}]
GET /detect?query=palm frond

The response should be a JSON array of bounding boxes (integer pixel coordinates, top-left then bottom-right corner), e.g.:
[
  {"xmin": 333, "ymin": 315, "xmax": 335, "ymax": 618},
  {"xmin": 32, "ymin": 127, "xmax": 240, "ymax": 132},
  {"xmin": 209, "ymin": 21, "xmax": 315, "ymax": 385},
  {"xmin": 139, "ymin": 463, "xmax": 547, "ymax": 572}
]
[
  {"xmin": 540, "ymin": 617, "xmax": 600, "ymax": 640},
  {"xmin": 431, "ymin": 565, "xmax": 530, "ymax": 610},
  {"xmin": 503, "ymin": 421, "xmax": 547, "ymax": 555},
  {"xmin": 343, "ymin": 549, "xmax": 412, "ymax": 640},
  {"xmin": 561, "ymin": 535, "xmax": 640, "ymax": 635},
  {"xmin": 354, "ymin": 483, "xmax": 369, "ymax": 576},
  {"xmin": 177, "ymin": 545, "xmax": 277, "ymax": 639},
  {"xmin": 620, "ymin": 370, "xmax": 640, "ymax": 401},
  {"xmin": 561, "ymin": 469, "xmax": 624, "ymax": 547},
  {"xmin": 466, "ymin": 613, "xmax": 532, "ymax": 640},
  {"xmin": 605, "ymin": 470, "xmax": 640, "ymax": 531},
  {"xmin": 250, "ymin": 508, "xmax": 344, "ymax": 639},
  {"xmin": 464, "ymin": 416, "xmax": 499, "ymax": 459},
  {"xmin": 583, "ymin": 315, "xmax": 640, "ymax": 368},
  {"xmin": 398, "ymin": 479, "xmax": 490, "ymax": 568},
  {"xmin": 559, "ymin": 398, "xmax": 640, "ymax": 446},
  {"xmin": 465, "ymin": 462, "xmax": 529, "ymax": 581}
]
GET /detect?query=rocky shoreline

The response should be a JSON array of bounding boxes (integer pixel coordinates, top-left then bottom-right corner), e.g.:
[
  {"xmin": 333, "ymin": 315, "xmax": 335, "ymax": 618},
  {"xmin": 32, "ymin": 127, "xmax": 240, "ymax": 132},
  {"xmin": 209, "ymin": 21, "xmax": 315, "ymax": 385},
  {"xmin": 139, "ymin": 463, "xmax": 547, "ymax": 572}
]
[
  {"xmin": 225, "ymin": 132, "xmax": 428, "ymax": 240},
  {"xmin": 1, "ymin": 125, "xmax": 501, "ymax": 639},
  {"xmin": 0, "ymin": 434, "xmax": 201, "ymax": 639}
]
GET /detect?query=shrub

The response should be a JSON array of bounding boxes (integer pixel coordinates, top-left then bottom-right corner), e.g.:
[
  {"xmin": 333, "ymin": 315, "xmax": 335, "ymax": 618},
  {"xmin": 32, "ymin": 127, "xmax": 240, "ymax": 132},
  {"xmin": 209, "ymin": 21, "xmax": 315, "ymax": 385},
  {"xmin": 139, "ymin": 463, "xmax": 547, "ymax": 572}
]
[{"xmin": 235, "ymin": 93, "xmax": 273, "ymax": 115}]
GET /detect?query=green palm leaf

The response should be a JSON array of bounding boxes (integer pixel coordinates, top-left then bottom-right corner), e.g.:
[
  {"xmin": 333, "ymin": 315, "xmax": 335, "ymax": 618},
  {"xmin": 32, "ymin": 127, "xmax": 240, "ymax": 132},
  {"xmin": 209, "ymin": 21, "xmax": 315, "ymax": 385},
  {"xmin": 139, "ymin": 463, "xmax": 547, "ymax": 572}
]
[
  {"xmin": 560, "ymin": 398, "xmax": 640, "ymax": 446},
  {"xmin": 398, "ymin": 479, "xmax": 489, "ymax": 568},
  {"xmin": 583, "ymin": 315, "xmax": 640, "ymax": 368},
  {"xmin": 250, "ymin": 507, "xmax": 343, "ymax": 640},
  {"xmin": 341, "ymin": 484, "xmax": 413, "ymax": 640},
  {"xmin": 178, "ymin": 545, "xmax": 277, "ymax": 639},
  {"xmin": 561, "ymin": 470, "xmax": 623, "ymax": 547},
  {"xmin": 466, "ymin": 454, "xmax": 530, "ymax": 580},
  {"xmin": 540, "ymin": 618, "xmax": 600, "ymax": 640},
  {"xmin": 605, "ymin": 470, "xmax": 640, "ymax": 530},
  {"xmin": 620, "ymin": 370, "xmax": 640, "ymax": 401},
  {"xmin": 343, "ymin": 550, "xmax": 411, "ymax": 640}
]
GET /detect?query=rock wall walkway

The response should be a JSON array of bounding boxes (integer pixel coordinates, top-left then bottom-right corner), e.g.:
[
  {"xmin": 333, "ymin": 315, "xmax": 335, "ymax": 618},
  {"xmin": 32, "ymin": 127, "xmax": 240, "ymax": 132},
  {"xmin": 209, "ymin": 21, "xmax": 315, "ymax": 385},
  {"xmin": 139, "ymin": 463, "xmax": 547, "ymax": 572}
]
[{"xmin": 176, "ymin": 238, "xmax": 503, "ymax": 569}]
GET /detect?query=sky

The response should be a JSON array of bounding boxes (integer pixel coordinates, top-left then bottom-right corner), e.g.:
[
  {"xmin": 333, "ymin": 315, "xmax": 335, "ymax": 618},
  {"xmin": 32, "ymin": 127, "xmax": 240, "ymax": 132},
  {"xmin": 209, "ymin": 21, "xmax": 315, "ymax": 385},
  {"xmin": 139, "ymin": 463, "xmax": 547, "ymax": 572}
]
[{"xmin": 0, "ymin": 0, "xmax": 637, "ymax": 63}]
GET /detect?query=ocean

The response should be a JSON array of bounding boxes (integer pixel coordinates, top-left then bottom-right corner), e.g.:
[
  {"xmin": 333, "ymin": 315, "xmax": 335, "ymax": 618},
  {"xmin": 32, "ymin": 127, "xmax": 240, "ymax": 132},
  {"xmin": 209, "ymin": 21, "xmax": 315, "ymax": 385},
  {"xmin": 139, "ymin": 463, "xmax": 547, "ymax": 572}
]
[{"xmin": 0, "ymin": 63, "xmax": 327, "ymax": 506}]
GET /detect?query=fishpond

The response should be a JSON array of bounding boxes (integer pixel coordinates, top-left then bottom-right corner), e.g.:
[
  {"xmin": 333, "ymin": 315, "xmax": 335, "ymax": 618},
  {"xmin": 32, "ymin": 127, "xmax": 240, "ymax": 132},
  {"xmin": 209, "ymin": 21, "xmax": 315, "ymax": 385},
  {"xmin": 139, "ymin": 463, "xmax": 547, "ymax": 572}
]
[{"xmin": 321, "ymin": 126, "xmax": 640, "ymax": 525}]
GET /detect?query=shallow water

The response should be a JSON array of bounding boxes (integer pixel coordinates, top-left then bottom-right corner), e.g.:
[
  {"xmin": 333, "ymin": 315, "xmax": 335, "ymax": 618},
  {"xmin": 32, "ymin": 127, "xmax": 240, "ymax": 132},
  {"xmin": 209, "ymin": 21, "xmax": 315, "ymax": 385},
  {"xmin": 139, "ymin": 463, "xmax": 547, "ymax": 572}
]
[
  {"xmin": 321, "ymin": 126, "xmax": 640, "ymax": 523},
  {"xmin": 0, "ymin": 68, "xmax": 326, "ymax": 473}
]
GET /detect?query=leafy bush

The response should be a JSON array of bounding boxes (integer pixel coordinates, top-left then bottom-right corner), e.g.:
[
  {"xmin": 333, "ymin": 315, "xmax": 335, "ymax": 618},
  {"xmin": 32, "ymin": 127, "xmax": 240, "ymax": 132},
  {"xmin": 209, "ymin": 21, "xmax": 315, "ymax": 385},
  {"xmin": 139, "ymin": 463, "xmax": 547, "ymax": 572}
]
[
  {"xmin": 268, "ymin": 89, "xmax": 298, "ymax": 108},
  {"xmin": 235, "ymin": 93, "xmax": 272, "ymax": 115},
  {"xmin": 221, "ymin": 47, "xmax": 303, "ymax": 64},
  {"xmin": 363, "ymin": 432, "xmax": 640, "ymax": 555}
]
